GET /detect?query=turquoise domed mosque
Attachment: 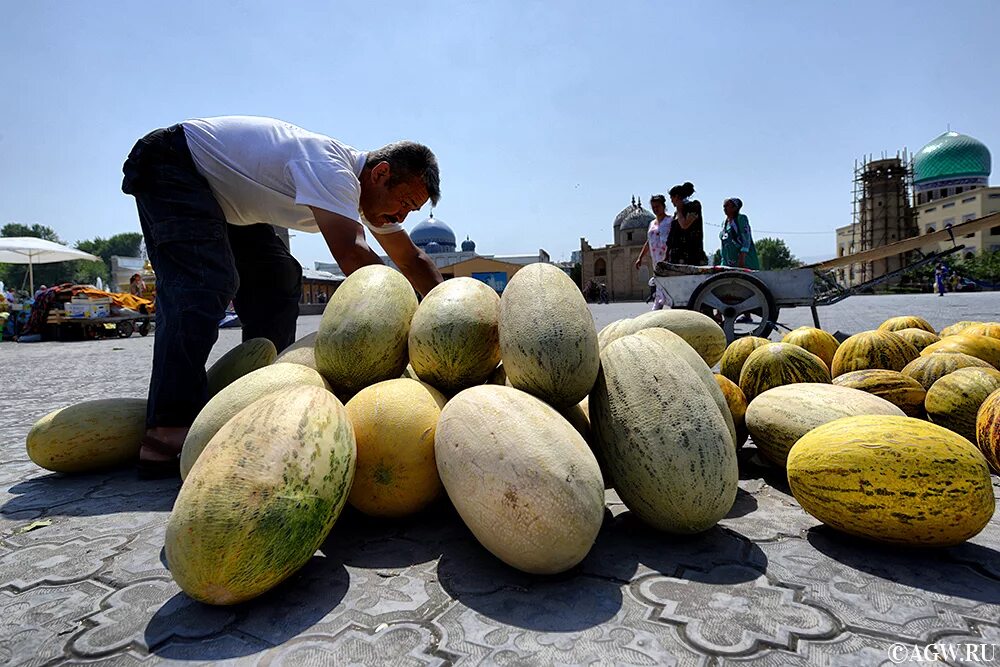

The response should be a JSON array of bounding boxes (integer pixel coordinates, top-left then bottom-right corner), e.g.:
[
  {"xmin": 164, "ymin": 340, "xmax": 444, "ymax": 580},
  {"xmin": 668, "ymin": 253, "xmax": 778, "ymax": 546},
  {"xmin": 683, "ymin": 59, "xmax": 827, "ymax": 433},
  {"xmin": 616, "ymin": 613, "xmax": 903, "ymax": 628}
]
[{"xmin": 913, "ymin": 131, "xmax": 992, "ymax": 205}]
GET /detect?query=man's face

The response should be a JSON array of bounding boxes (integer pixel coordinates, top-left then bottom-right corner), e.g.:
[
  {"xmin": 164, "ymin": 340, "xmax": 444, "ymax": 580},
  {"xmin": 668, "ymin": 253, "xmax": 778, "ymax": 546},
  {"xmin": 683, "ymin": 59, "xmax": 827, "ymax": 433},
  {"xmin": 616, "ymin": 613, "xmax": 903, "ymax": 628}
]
[{"xmin": 359, "ymin": 161, "xmax": 429, "ymax": 228}]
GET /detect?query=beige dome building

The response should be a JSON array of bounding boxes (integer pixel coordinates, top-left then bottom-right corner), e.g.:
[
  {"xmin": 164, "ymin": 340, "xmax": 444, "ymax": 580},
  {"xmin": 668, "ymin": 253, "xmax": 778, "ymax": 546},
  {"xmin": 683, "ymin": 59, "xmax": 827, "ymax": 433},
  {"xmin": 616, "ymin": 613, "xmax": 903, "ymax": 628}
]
[{"xmin": 580, "ymin": 196, "xmax": 656, "ymax": 301}]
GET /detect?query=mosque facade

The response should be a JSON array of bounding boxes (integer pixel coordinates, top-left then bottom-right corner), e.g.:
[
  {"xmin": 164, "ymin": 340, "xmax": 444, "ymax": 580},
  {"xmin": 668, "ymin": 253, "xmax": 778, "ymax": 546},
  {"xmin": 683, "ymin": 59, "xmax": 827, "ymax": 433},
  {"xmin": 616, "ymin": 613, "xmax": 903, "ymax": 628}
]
[{"xmin": 579, "ymin": 196, "xmax": 656, "ymax": 301}]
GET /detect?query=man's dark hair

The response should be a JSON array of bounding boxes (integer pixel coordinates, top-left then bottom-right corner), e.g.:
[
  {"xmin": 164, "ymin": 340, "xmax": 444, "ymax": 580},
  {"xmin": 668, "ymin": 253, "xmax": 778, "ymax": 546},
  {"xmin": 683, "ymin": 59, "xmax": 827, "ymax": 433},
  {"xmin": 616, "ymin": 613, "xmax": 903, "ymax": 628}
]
[{"xmin": 368, "ymin": 141, "xmax": 441, "ymax": 206}]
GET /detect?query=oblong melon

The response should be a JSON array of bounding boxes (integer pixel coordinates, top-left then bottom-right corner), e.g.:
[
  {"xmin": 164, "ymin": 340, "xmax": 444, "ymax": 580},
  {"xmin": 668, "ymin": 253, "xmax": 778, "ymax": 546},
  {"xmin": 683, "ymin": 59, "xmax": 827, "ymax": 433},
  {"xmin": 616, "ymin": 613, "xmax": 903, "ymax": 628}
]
[
  {"xmin": 435, "ymin": 385, "xmax": 604, "ymax": 574},
  {"xmin": 962, "ymin": 322, "xmax": 1000, "ymax": 340},
  {"xmin": 715, "ymin": 374, "xmax": 749, "ymax": 448},
  {"xmin": 315, "ymin": 265, "xmax": 418, "ymax": 398},
  {"xmin": 166, "ymin": 385, "xmax": 356, "ymax": 605},
  {"xmin": 26, "ymin": 398, "xmax": 146, "ymax": 473},
  {"xmin": 976, "ymin": 388, "xmax": 1000, "ymax": 472},
  {"xmin": 922, "ymin": 334, "xmax": 1000, "ymax": 369},
  {"xmin": 180, "ymin": 363, "xmax": 329, "ymax": 479},
  {"xmin": 623, "ymin": 309, "xmax": 727, "ymax": 367},
  {"xmin": 745, "ymin": 383, "xmax": 904, "ymax": 467},
  {"xmin": 925, "ymin": 367, "xmax": 1000, "ymax": 443},
  {"xmin": 598, "ymin": 318, "xmax": 631, "ymax": 350},
  {"xmin": 591, "ymin": 335, "xmax": 737, "ymax": 533},
  {"xmin": 719, "ymin": 336, "xmax": 771, "ymax": 385},
  {"xmin": 781, "ymin": 327, "xmax": 840, "ymax": 370},
  {"xmin": 274, "ymin": 332, "xmax": 318, "ymax": 370},
  {"xmin": 902, "ymin": 352, "xmax": 993, "ymax": 390},
  {"xmin": 893, "ymin": 327, "xmax": 940, "ymax": 353},
  {"xmin": 739, "ymin": 342, "xmax": 831, "ymax": 402},
  {"xmin": 878, "ymin": 315, "xmax": 936, "ymax": 334},
  {"xmin": 206, "ymin": 338, "xmax": 277, "ymax": 396},
  {"xmin": 830, "ymin": 330, "xmax": 919, "ymax": 378},
  {"xmin": 408, "ymin": 278, "xmax": 501, "ymax": 393},
  {"xmin": 787, "ymin": 415, "xmax": 995, "ymax": 546},
  {"xmin": 940, "ymin": 321, "xmax": 982, "ymax": 337},
  {"xmin": 346, "ymin": 379, "xmax": 447, "ymax": 517},
  {"xmin": 831, "ymin": 369, "xmax": 926, "ymax": 417},
  {"xmin": 499, "ymin": 263, "xmax": 600, "ymax": 408}
]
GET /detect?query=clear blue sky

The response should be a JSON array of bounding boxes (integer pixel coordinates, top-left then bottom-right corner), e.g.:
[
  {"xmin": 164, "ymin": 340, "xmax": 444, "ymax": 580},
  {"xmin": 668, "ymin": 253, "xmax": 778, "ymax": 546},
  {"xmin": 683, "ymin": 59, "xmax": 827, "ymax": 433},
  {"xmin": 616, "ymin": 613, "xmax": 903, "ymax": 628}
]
[{"xmin": 2, "ymin": 1, "xmax": 997, "ymax": 267}]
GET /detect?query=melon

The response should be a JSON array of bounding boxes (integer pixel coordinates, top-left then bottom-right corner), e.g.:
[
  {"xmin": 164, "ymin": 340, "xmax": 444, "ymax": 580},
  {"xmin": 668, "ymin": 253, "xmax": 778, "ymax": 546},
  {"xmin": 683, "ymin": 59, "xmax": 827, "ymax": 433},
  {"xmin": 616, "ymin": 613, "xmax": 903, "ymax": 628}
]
[
  {"xmin": 831, "ymin": 369, "xmax": 926, "ymax": 418},
  {"xmin": 598, "ymin": 319, "xmax": 631, "ymax": 350},
  {"xmin": 591, "ymin": 335, "xmax": 737, "ymax": 533},
  {"xmin": 925, "ymin": 367, "xmax": 1000, "ymax": 443},
  {"xmin": 408, "ymin": 278, "xmax": 501, "ymax": 393},
  {"xmin": 829, "ymin": 330, "xmax": 919, "ymax": 378},
  {"xmin": 878, "ymin": 315, "xmax": 936, "ymax": 334},
  {"xmin": 166, "ymin": 385, "xmax": 356, "ymax": 604},
  {"xmin": 345, "ymin": 379, "xmax": 447, "ymax": 517},
  {"xmin": 274, "ymin": 332, "xmax": 318, "ymax": 370},
  {"xmin": 961, "ymin": 322, "xmax": 1000, "ymax": 340},
  {"xmin": 623, "ymin": 309, "xmax": 727, "ymax": 367},
  {"xmin": 719, "ymin": 336, "xmax": 771, "ymax": 385},
  {"xmin": 922, "ymin": 334, "xmax": 1000, "ymax": 369},
  {"xmin": 786, "ymin": 415, "xmax": 995, "ymax": 546},
  {"xmin": 634, "ymin": 328, "xmax": 737, "ymax": 445},
  {"xmin": 206, "ymin": 338, "xmax": 277, "ymax": 396},
  {"xmin": 180, "ymin": 363, "xmax": 329, "ymax": 479},
  {"xmin": 901, "ymin": 352, "xmax": 994, "ymax": 390},
  {"xmin": 498, "ymin": 263, "xmax": 600, "ymax": 408},
  {"xmin": 745, "ymin": 383, "xmax": 904, "ymax": 467},
  {"xmin": 26, "ymin": 399, "xmax": 146, "ymax": 473},
  {"xmin": 893, "ymin": 327, "xmax": 940, "ymax": 353},
  {"xmin": 739, "ymin": 343, "xmax": 831, "ymax": 402},
  {"xmin": 940, "ymin": 321, "xmax": 982, "ymax": 337},
  {"xmin": 715, "ymin": 374, "xmax": 749, "ymax": 448},
  {"xmin": 976, "ymin": 388, "xmax": 1000, "ymax": 472},
  {"xmin": 314, "ymin": 265, "xmax": 418, "ymax": 398},
  {"xmin": 435, "ymin": 385, "xmax": 604, "ymax": 574},
  {"xmin": 781, "ymin": 327, "xmax": 840, "ymax": 369}
]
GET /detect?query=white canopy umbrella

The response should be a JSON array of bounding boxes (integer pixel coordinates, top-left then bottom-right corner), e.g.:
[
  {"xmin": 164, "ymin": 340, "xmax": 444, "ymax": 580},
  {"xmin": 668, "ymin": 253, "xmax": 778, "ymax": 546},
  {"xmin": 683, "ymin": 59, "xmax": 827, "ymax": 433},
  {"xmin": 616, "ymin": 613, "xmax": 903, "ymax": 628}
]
[{"xmin": 0, "ymin": 237, "xmax": 101, "ymax": 293}]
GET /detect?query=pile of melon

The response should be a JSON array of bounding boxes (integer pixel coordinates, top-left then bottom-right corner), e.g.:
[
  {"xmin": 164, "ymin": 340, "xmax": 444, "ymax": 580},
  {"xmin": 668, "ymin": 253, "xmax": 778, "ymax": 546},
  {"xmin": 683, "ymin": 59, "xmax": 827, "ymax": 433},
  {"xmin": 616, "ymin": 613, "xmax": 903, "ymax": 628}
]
[{"xmin": 22, "ymin": 267, "xmax": 1000, "ymax": 605}]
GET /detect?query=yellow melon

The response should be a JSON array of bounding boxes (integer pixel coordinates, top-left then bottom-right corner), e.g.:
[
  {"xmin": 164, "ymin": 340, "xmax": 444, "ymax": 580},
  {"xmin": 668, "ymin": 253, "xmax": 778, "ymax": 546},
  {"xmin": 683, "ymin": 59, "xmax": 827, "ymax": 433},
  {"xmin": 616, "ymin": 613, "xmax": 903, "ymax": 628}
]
[
  {"xmin": 830, "ymin": 330, "xmax": 919, "ymax": 377},
  {"xmin": 781, "ymin": 327, "xmax": 840, "ymax": 369},
  {"xmin": 922, "ymin": 334, "xmax": 1000, "ymax": 369},
  {"xmin": 925, "ymin": 367, "xmax": 1000, "ymax": 443},
  {"xmin": 878, "ymin": 315, "xmax": 936, "ymax": 334},
  {"xmin": 893, "ymin": 328, "xmax": 940, "ymax": 353}
]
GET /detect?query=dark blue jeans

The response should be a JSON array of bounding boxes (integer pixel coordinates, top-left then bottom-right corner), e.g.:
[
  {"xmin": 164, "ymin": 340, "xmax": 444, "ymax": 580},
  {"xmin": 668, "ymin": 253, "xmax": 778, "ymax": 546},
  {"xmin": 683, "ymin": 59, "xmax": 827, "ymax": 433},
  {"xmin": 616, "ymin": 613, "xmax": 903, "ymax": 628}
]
[{"xmin": 122, "ymin": 124, "xmax": 302, "ymax": 428}]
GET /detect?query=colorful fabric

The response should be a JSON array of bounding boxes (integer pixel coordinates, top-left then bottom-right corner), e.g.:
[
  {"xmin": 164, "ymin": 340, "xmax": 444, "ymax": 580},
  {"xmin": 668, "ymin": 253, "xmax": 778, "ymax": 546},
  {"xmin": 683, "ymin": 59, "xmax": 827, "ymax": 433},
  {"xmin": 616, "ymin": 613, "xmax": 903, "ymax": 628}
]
[
  {"xmin": 647, "ymin": 217, "xmax": 674, "ymax": 309},
  {"xmin": 719, "ymin": 213, "xmax": 760, "ymax": 269}
]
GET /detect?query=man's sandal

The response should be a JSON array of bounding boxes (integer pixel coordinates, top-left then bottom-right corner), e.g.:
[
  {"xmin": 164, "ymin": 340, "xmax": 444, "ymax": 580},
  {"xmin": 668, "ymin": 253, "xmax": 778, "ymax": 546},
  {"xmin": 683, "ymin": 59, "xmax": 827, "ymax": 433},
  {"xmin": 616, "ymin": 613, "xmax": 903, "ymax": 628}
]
[{"xmin": 137, "ymin": 435, "xmax": 182, "ymax": 480}]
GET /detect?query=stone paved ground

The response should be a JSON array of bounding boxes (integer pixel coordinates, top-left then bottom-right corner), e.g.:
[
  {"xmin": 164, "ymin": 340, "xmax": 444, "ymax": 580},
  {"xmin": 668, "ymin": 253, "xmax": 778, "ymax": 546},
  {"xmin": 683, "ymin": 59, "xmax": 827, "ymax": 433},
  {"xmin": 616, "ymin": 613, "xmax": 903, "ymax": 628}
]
[{"xmin": 2, "ymin": 293, "xmax": 1000, "ymax": 666}]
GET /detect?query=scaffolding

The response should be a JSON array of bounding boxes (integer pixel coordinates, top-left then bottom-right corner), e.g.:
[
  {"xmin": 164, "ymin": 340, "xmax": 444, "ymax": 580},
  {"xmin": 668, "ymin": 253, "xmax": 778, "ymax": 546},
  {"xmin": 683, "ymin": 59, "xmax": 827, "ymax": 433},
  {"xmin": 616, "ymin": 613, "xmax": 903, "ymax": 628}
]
[{"xmin": 849, "ymin": 151, "xmax": 918, "ymax": 286}]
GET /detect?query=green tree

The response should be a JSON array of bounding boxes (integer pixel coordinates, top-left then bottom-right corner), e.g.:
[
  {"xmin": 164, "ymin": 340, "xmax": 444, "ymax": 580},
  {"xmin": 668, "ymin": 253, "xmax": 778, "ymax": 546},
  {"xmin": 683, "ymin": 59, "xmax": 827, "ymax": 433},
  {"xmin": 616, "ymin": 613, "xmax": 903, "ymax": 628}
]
[
  {"xmin": 76, "ymin": 232, "xmax": 143, "ymax": 268},
  {"xmin": 755, "ymin": 237, "xmax": 802, "ymax": 270},
  {"xmin": 570, "ymin": 262, "xmax": 582, "ymax": 288},
  {"xmin": 2, "ymin": 222, "xmax": 61, "ymax": 242}
]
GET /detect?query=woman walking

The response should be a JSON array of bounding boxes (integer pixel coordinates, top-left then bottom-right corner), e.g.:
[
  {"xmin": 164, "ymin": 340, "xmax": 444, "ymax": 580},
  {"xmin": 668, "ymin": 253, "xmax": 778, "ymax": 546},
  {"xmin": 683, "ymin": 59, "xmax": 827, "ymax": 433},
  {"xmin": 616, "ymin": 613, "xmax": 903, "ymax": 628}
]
[
  {"xmin": 634, "ymin": 194, "xmax": 673, "ymax": 309},
  {"xmin": 667, "ymin": 182, "xmax": 707, "ymax": 265},
  {"xmin": 719, "ymin": 198, "xmax": 760, "ymax": 269}
]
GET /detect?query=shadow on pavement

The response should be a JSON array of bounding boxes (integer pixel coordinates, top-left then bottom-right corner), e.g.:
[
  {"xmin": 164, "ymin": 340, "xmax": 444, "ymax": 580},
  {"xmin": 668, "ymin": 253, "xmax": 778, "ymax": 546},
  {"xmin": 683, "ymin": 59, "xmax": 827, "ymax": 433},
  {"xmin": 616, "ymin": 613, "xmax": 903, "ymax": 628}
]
[
  {"xmin": 2, "ymin": 468, "xmax": 180, "ymax": 517},
  {"xmin": 726, "ymin": 488, "xmax": 759, "ymax": 519},
  {"xmin": 807, "ymin": 526, "xmax": 1000, "ymax": 604}
]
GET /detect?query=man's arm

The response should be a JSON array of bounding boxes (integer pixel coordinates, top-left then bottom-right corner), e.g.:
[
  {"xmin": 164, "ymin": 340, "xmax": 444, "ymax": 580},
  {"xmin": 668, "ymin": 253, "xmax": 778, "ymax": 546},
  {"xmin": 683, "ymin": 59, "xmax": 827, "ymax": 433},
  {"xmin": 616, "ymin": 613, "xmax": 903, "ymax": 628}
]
[
  {"xmin": 310, "ymin": 207, "xmax": 383, "ymax": 274},
  {"xmin": 373, "ymin": 229, "xmax": 443, "ymax": 297}
]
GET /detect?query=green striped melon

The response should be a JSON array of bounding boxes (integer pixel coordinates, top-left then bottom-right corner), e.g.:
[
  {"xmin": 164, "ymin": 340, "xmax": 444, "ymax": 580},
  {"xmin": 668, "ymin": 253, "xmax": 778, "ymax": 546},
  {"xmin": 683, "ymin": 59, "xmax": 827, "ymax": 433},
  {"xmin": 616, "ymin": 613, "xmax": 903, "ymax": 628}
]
[
  {"xmin": 940, "ymin": 321, "xmax": 982, "ymax": 337},
  {"xmin": 976, "ymin": 388, "xmax": 1000, "ymax": 472},
  {"xmin": 180, "ymin": 363, "xmax": 330, "ymax": 479},
  {"xmin": 623, "ymin": 309, "xmax": 727, "ymax": 367},
  {"xmin": 591, "ymin": 335, "xmax": 737, "ymax": 533},
  {"xmin": 925, "ymin": 367, "xmax": 1000, "ymax": 443},
  {"xmin": 408, "ymin": 278, "xmax": 501, "ymax": 393},
  {"xmin": 923, "ymin": 334, "xmax": 1000, "ymax": 369},
  {"xmin": 893, "ymin": 327, "xmax": 940, "ymax": 353},
  {"xmin": 26, "ymin": 399, "xmax": 146, "ymax": 473},
  {"xmin": 878, "ymin": 315, "xmax": 936, "ymax": 334},
  {"xmin": 435, "ymin": 385, "xmax": 604, "ymax": 574},
  {"xmin": 166, "ymin": 385, "xmax": 356, "ymax": 604},
  {"xmin": 315, "ymin": 265, "xmax": 418, "ymax": 398},
  {"xmin": 745, "ymin": 383, "xmax": 904, "ymax": 467},
  {"xmin": 829, "ymin": 330, "xmax": 919, "ymax": 377},
  {"xmin": 781, "ymin": 327, "xmax": 840, "ymax": 369},
  {"xmin": 787, "ymin": 415, "xmax": 995, "ymax": 546},
  {"xmin": 499, "ymin": 263, "xmax": 600, "ymax": 408},
  {"xmin": 274, "ymin": 332, "xmax": 318, "ymax": 370},
  {"xmin": 719, "ymin": 336, "xmax": 771, "ymax": 384},
  {"xmin": 634, "ymin": 328, "xmax": 737, "ymax": 446},
  {"xmin": 207, "ymin": 338, "xmax": 277, "ymax": 396},
  {"xmin": 962, "ymin": 322, "xmax": 1000, "ymax": 340},
  {"xmin": 739, "ymin": 343, "xmax": 831, "ymax": 402},
  {"xmin": 715, "ymin": 374, "xmax": 749, "ymax": 448},
  {"xmin": 831, "ymin": 369, "xmax": 926, "ymax": 418},
  {"xmin": 902, "ymin": 352, "xmax": 993, "ymax": 390}
]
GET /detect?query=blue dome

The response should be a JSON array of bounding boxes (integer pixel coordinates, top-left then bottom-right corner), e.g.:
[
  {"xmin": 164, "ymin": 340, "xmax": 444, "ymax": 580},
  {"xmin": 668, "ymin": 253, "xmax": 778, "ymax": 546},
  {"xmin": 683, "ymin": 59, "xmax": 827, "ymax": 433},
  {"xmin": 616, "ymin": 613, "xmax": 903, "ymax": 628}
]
[
  {"xmin": 461, "ymin": 236, "xmax": 476, "ymax": 252},
  {"xmin": 411, "ymin": 214, "xmax": 456, "ymax": 252},
  {"xmin": 425, "ymin": 241, "xmax": 443, "ymax": 254}
]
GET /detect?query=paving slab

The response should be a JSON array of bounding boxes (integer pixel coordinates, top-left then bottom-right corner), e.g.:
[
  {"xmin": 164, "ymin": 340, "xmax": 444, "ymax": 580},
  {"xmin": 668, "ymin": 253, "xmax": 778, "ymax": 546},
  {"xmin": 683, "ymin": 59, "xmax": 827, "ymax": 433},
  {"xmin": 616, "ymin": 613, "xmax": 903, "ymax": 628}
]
[{"xmin": 2, "ymin": 293, "xmax": 1000, "ymax": 665}]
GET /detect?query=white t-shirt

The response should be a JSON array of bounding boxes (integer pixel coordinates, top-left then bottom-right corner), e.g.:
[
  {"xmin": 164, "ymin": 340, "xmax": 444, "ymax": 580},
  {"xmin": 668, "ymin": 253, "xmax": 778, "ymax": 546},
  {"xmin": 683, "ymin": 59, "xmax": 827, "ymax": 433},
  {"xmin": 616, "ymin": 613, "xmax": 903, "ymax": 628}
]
[{"xmin": 181, "ymin": 116, "xmax": 403, "ymax": 235}]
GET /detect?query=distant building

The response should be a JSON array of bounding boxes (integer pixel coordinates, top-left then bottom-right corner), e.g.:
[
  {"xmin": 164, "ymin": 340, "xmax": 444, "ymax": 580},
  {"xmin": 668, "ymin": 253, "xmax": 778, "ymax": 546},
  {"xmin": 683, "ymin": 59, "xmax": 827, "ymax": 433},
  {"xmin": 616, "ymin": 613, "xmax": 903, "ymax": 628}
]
[{"xmin": 579, "ymin": 196, "xmax": 655, "ymax": 301}]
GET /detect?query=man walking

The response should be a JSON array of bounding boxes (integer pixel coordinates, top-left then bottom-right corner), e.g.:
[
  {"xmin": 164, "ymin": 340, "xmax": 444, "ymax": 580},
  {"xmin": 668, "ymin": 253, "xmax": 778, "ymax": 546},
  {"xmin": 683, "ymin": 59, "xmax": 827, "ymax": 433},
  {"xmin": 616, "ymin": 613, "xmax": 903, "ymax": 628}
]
[{"xmin": 121, "ymin": 115, "xmax": 443, "ymax": 476}]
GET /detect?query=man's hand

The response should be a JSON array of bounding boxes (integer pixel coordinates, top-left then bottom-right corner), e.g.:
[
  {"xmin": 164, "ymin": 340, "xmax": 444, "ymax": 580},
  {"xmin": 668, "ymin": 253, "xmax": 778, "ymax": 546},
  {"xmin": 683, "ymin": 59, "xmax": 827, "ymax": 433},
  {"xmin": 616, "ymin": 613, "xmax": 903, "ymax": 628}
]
[
  {"xmin": 310, "ymin": 207, "xmax": 383, "ymax": 274},
  {"xmin": 375, "ymin": 230, "xmax": 443, "ymax": 297}
]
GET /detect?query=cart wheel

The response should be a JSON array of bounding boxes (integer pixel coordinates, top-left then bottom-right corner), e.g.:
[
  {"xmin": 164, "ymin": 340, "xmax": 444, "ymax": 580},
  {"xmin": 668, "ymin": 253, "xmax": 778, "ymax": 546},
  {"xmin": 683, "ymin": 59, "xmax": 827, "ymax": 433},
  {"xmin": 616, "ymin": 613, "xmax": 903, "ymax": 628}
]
[
  {"xmin": 138, "ymin": 321, "xmax": 151, "ymax": 337},
  {"xmin": 117, "ymin": 321, "xmax": 135, "ymax": 338},
  {"xmin": 688, "ymin": 271, "xmax": 778, "ymax": 343},
  {"xmin": 84, "ymin": 324, "xmax": 100, "ymax": 340}
]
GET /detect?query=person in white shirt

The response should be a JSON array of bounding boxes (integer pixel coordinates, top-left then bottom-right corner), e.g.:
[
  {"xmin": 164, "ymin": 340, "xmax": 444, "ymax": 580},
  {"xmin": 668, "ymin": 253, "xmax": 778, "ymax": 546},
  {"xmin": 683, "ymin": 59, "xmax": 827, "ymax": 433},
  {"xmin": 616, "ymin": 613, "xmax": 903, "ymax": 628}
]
[{"xmin": 121, "ymin": 116, "xmax": 443, "ymax": 477}]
